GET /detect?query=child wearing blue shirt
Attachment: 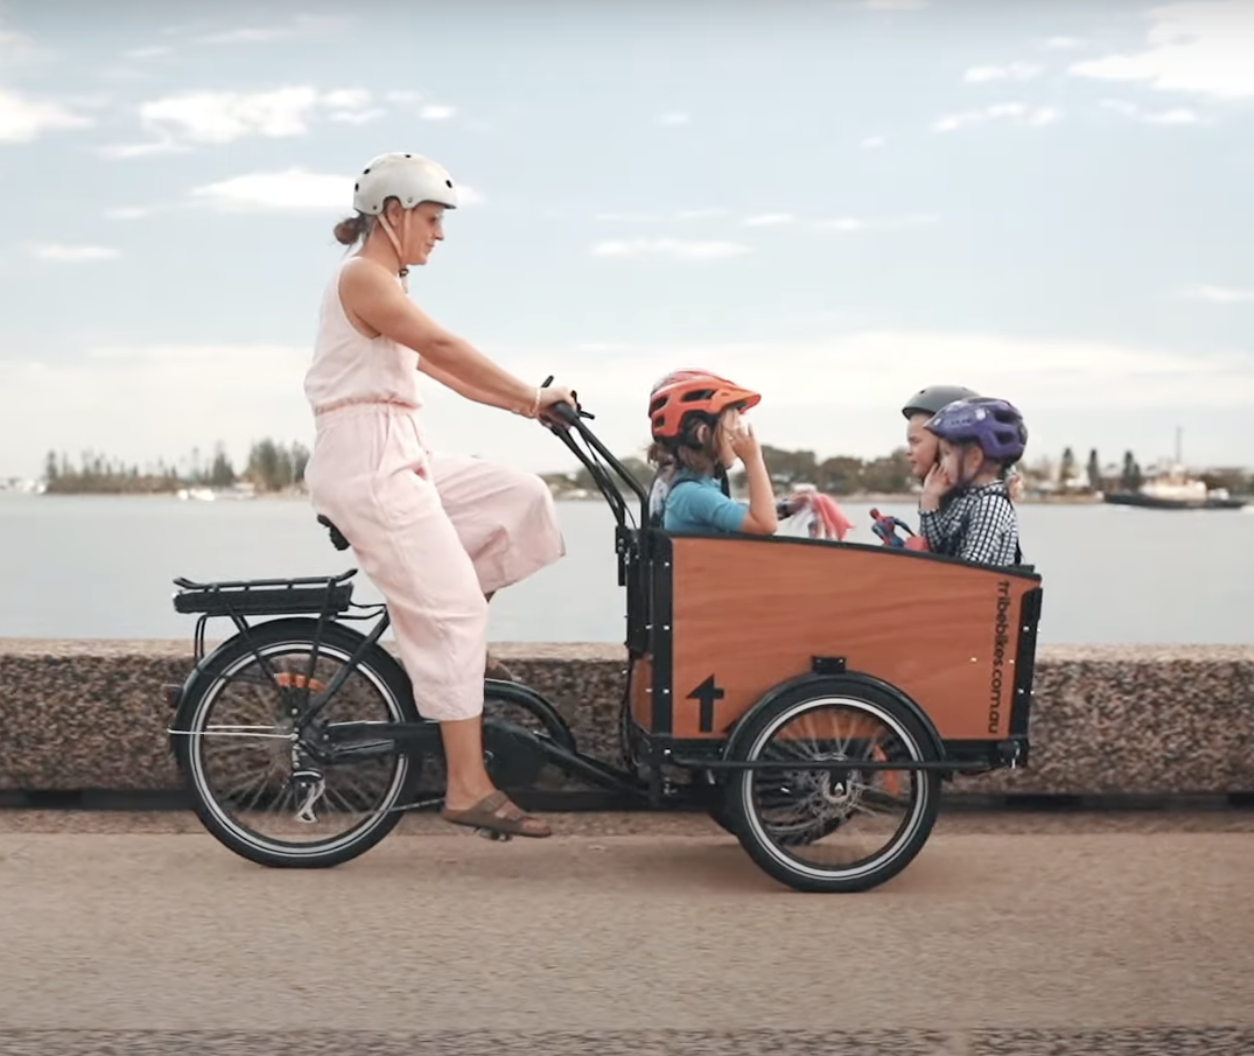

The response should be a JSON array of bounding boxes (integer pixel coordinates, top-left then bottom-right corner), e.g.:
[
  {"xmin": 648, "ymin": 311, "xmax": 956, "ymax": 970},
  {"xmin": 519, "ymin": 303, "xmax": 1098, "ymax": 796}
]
[{"xmin": 645, "ymin": 369, "xmax": 779, "ymax": 536}]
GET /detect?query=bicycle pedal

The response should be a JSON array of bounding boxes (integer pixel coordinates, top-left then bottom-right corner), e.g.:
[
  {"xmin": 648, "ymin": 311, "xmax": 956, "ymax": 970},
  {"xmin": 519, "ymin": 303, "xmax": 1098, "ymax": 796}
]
[{"xmin": 475, "ymin": 827, "xmax": 513, "ymax": 842}]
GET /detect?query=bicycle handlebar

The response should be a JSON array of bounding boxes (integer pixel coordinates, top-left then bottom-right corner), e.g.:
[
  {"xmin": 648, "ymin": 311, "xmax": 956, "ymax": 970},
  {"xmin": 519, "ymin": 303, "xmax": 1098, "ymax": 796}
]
[{"xmin": 536, "ymin": 387, "xmax": 649, "ymax": 528}]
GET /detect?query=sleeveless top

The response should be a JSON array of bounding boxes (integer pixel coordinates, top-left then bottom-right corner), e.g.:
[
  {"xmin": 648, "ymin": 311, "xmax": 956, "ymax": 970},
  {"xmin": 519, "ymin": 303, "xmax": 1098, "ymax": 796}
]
[{"xmin": 303, "ymin": 258, "xmax": 424, "ymax": 415}]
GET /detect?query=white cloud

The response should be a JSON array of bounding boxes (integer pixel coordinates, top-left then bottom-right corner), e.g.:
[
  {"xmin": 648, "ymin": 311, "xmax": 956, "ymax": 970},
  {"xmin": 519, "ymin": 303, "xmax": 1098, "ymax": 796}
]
[
  {"xmin": 6, "ymin": 331, "xmax": 1252, "ymax": 479},
  {"xmin": 932, "ymin": 102, "xmax": 1062, "ymax": 132},
  {"xmin": 29, "ymin": 244, "xmax": 120, "ymax": 263},
  {"xmin": 186, "ymin": 168, "xmax": 484, "ymax": 213},
  {"xmin": 593, "ymin": 208, "xmax": 929, "ymax": 232},
  {"xmin": 964, "ymin": 63, "xmax": 1044, "ymax": 83},
  {"xmin": 594, "ymin": 209, "xmax": 729, "ymax": 222},
  {"xmin": 590, "ymin": 238, "xmax": 752, "ymax": 260},
  {"xmin": 1070, "ymin": 1, "xmax": 1254, "ymax": 100},
  {"xmin": 1100, "ymin": 98, "xmax": 1207, "ymax": 124},
  {"xmin": 195, "ymin": 15, "xmax": 348, "ymax": 46},
  {"xmin": 329, "ymin": 109, "xmax": 386, "ymax": 125},
  {"xmin": 0, "ymin": 345, "xmax": 314, "ymax": 478},
  {"xmin": 96, "ymin": 139, "xmax": 191, "ymax": 160},
  {"xmin": 862, "ymin": 0, "xmax": 930, "ymax": 9},
  {"xmin": 140, "ymin": 86, "xmax": 323, "ymax": 142},
  {"xmin": 528, "ymin": 330, "xmax": 1254, "ymax": 412},
  {"xmin": 0, "ymin": 25, "xmax": 30, "ymax": 52},
  {"xmin": 0, "ymin": 88, "xmax": 93, "ymax": 142},
  {"xmin": 0, "ymin": 18, "xmax": 47, "ymax": 63},
  {"xmin": 595, "ymin": 211, "xmax": 662, "ymax": 223},
  {"xmin": 419, "ymin": 104, "xmax": 456, "ymax": 121},
  {"xmin": 657, "ymin": 112, "xmax": 690, "ymax": 125},
  {"xmin": 189, "ymin": 169, "xmax": 353, "ymax": 212},
  {"xmin": 124, "ymin": 46, "xmax": 173, "ymax": 60},
  {"xmin": 197, "ymin": 27, "xmax": 288, "ymax": 44},
  {"xmin": 1043, "ymin": 36, "xmax": 1085, "ymax": 50},
  {"xmin": 1179, "ymin": 284, "xmax": 1254, "ymax": 303},
  {"xmin": 106, "ymin": 85, "xmax": 383, "ymax": 155},
  {"xmin": 813, "ymin": 213, "xmax": 938, "ymax": 232},
  {"xmin": 322, "ymin": 88, "xmax": 369, "ymax": 110},
  {"xmin": 104, "ymin": 205, "xmax": 170, "ymax": 220},
  {"xmin": 525, "ymin": 331, "xmax": 1254, "ymax": 474},
  {"xmin": 861, "ymin": 135, "xmax": 886, "ymax": 149}
]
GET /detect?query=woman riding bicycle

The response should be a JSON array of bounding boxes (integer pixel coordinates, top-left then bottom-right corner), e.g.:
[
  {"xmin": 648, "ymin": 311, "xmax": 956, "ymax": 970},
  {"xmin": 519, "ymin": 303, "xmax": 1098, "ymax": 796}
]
[{"xmin": 302, "ymin": 152, "xmax": 573, "ymax": 840}]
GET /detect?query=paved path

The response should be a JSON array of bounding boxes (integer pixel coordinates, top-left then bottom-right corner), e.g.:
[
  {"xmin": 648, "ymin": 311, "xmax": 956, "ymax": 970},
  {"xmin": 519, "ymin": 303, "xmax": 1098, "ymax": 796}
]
[{"xmin": 1, "ymin": 812, "xmax": 1252, "ymax": 1055}]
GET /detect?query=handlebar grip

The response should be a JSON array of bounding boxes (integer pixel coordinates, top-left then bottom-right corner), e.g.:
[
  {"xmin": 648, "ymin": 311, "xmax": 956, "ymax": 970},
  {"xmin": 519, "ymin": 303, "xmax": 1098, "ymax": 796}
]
[{"xmin": 550, "ymin": 400, "xmax": 595, "ymax": 423}]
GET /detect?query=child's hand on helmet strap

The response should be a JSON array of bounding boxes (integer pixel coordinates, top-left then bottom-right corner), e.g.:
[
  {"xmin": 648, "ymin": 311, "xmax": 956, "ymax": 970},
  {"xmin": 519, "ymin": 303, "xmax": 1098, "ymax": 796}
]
[
  {"xmin": 920, "ymin": 463, "xmax": 952, "ymax": 511},
  {"xmin": 722, "ymin": 411, "xmax": 759, "ymax": 460}
]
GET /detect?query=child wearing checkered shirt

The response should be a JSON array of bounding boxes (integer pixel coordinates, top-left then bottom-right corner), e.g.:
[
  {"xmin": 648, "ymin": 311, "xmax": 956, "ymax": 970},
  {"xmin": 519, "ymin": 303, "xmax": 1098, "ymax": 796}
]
[{"xmin": 917, "ymin": 397, "xmax": 1028, "ymax": 567}]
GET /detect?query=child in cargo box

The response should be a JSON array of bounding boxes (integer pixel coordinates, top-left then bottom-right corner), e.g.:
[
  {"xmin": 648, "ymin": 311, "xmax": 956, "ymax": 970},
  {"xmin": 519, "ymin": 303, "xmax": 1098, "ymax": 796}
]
[
  {"xmin": 917, "ymin": 397, "xmax": 1028, "ymax": 567},
  {"xmin": 901, "ymin": 384, "xmax": 1025, "ymax": 502},
  {"xmin": 645, "ymin": 370, "xmax": 780, "ymax": 536}
]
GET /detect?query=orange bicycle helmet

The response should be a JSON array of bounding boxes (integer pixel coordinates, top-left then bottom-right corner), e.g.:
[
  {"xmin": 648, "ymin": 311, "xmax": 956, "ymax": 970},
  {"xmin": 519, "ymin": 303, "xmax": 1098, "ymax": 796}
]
[
  {"xmin": 648, "ymin": 370, "xmax": 761, "ymax": 441},
  {"xmin": 650, "ymin": 368, "xmax": 711, "ymax": 395}
]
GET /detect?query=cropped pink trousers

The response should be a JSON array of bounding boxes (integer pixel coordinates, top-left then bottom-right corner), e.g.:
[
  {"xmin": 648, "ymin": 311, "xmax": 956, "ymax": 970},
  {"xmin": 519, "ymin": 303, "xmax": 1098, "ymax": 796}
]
[{"xmin": 304, "ymin": 401, "xmax": 566, "ymax": 721}]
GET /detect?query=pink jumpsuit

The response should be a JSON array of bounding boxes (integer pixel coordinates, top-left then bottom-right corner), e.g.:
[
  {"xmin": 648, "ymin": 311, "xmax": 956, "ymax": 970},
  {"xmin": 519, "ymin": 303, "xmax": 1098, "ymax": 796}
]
[{"xmin": 301, "ymin": 259, "xmax": 566, "ymax": 722}]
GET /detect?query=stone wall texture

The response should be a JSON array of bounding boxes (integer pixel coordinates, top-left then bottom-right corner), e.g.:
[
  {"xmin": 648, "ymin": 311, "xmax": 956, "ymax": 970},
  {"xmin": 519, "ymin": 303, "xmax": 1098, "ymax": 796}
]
[{"xmin": 2, "ymin": 639, "xmax": 1253, "ymax": 797}]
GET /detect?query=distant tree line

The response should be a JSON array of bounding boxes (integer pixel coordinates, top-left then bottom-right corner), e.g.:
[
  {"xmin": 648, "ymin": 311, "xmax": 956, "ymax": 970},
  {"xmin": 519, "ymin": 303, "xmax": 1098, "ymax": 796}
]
[
  {"xmin": 41, "ymin": 436, "xmax": 1253, "ymax": 500},
  {"xmin": 1042, "ymin": 446, "xmax": 1252, "ymax": 496},
  {"xmin": 741, "ymin": 446, "xmax": 916, "ymax": 495},
  {"xmin": 542, "ymin": 446, "xmax": 918, "ymax": 496},
  {"xmin": 542, "ymin": 442, "xmax": 1254, "ymax": 499},
  {"xmin": 41, "ymin": 439, "xmax": 310, "ymax": 495}
]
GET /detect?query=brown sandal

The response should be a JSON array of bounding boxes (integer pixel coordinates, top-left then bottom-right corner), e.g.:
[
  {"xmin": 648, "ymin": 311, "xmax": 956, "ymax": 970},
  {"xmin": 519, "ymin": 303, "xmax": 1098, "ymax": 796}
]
[{"xmin": 441, "ymin": 790, "xmax": 552, "ymax": 840}]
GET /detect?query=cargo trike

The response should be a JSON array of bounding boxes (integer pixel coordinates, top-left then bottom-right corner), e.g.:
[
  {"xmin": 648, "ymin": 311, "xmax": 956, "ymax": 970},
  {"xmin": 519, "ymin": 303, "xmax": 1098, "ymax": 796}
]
[{"xmin": 164, "ymin": 401, "xmax": 1043, "ymax": 893}]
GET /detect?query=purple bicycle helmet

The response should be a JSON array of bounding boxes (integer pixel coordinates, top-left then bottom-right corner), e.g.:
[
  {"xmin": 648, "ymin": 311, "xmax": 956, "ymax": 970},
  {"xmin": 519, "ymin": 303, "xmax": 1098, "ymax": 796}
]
[{"xmin": 925, "ymin": 397, "xmax": 1027, "ymax": 464}]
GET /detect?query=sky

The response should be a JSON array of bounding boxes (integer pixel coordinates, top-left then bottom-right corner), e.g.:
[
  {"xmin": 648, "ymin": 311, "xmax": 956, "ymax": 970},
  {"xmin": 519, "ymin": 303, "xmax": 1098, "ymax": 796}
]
[{"xmin": 1, "ymin": 0, "xmax": 1252, "ymax": 482}]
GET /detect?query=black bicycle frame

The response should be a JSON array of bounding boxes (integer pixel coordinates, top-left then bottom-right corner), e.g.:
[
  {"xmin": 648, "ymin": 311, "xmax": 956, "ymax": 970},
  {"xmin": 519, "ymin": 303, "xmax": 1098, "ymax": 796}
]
[{"xmin": 544, "ymin": 402, "xmax": 651, "ymax": 530}]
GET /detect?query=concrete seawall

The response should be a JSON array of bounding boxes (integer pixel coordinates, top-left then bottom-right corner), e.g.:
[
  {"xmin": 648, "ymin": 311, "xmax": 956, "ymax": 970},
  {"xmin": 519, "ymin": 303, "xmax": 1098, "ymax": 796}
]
[{"xmin": 2, "ymin": 639, "xmax": 1253, "ymax": 801}]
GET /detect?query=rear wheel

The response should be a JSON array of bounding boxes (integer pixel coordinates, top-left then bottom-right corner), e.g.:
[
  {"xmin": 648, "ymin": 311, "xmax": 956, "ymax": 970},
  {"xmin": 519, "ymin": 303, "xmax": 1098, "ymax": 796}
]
[
  {"xmin": 173, "ymin": 620, "xmax": 420, "ymax": 869},
  {"xmin": 725, "ymin": 679, "xmax": 941, "ymax": 893}
]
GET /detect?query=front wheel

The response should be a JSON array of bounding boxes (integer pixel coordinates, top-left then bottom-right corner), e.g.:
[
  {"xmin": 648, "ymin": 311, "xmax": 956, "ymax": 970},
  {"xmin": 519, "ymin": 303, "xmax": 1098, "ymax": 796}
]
[
  {"xmin": 725, "ymin": 679, "xmax": 942, "ymax": 893},
  {"xmin": 172, "ymin": 619, "xmax": 421, "ymax": 869}
]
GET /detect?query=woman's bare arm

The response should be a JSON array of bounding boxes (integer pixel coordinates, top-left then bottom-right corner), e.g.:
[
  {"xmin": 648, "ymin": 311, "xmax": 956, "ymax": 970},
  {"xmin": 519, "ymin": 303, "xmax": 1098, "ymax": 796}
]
[
  {"xmin": 340, "ymin": 256, "xmax": 539, "ymax": 415},
  {"xmin": 416, "ymin": 356, "xmax": 517, "ymax": 411}
]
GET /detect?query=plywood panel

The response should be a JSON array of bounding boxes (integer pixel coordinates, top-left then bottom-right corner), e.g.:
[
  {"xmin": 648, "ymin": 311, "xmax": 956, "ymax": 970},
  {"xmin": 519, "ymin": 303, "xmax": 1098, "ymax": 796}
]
[
  {"xmin": 629, "ymin": 653, "xmax": 654, "ymax": 731},
  {"xmin": 666, "ymin": 537, "xmax": 1036, "ymax": 742}
]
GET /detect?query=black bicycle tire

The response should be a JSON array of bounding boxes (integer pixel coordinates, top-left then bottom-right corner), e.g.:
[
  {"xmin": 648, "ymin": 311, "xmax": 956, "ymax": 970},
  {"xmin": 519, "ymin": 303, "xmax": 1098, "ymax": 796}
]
[
  {"xmin": 174, "ymin": 619, "xmax": 420, "ymax": 869},
  {"xmin": 725, "ymin": 679, "xmax": 941, "ymax": 893}
]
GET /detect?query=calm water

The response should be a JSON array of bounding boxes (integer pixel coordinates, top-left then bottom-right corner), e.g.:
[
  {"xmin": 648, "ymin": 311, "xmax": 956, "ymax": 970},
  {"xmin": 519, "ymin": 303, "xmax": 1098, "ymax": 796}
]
[{"xmin": 0, "ymin": 491, "xmax": 1249, "ymax": 646}]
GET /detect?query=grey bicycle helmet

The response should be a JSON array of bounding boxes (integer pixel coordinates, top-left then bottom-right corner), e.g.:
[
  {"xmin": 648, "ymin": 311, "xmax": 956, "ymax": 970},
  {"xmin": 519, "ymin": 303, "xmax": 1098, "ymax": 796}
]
[{"xmin": 901, "ymin": 384, "xmax": 979, "ymax": 419}]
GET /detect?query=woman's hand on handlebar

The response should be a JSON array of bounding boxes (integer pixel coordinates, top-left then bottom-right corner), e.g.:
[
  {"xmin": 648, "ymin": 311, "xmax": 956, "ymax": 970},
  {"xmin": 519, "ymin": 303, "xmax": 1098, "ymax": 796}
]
[{"xmin": 536, "ymin": 383, "xmax": 578, "ymax": 425}]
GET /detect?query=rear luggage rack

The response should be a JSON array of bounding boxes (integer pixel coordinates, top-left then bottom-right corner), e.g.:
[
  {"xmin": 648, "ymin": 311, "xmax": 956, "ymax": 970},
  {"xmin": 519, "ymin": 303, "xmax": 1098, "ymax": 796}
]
[{"xmin": 172, "ymin": 570, "xmax": 356, "ymax": 617}]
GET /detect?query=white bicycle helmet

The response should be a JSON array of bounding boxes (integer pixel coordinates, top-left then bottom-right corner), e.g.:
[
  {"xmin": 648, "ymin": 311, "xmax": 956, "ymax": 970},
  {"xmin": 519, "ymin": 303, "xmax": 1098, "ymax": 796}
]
[{"xmin": 352, "ymin": 153, "xmax": 459, "ymax": 214}]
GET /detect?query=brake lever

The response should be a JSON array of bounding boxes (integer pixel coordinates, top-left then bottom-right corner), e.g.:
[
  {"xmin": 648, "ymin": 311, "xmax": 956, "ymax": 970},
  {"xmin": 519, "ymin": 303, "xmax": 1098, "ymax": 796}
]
[{"xmin": 538, "ymin": 374, "xmax": 595, "ymax": 425}]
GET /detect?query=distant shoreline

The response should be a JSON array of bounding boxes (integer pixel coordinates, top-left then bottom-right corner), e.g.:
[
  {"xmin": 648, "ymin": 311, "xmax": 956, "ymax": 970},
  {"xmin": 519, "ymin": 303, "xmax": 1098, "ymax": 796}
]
[
  {"xmin": 548, "ymin": 487, "xmax": 1102, "ymax": 506},
  {"xmin": 9, "ymin": 487, "xmax": 1104, "ymax": 506}
]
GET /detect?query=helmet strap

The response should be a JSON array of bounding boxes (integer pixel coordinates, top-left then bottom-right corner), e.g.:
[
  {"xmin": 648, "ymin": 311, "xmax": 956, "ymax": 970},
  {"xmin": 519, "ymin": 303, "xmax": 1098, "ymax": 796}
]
[
  {"xmin": 376, "ymin": 210, "xmax": 410, "ymax": 293},
  {"xmin": 951, "ymin": 444, "xmax": 978, "ymax": 490}
]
